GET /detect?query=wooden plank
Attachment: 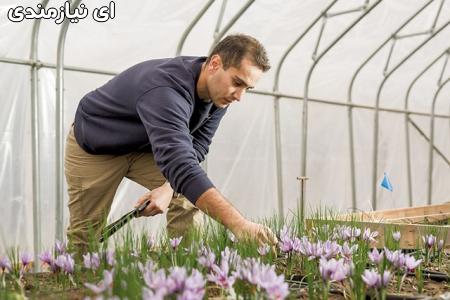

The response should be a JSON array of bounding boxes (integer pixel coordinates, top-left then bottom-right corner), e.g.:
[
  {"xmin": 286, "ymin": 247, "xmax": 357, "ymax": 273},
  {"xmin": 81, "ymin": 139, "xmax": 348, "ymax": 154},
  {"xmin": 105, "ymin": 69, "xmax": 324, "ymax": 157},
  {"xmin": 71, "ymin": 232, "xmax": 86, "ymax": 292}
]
[
  {"xmin": 306, "ymin": 218, "xmax": 450, "ymax": 249},
  {"xmin": 336, "ymin": 202, "xmax": 450, "ymax": 223}
]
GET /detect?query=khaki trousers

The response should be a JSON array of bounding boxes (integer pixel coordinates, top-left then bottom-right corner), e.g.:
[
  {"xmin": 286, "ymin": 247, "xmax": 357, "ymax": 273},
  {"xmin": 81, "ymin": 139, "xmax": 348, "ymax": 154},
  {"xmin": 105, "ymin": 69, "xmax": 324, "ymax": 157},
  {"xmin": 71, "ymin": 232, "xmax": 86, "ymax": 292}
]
[{"xmin": 64, "ymin": 126, "xmax": 204, "ymax": 251}]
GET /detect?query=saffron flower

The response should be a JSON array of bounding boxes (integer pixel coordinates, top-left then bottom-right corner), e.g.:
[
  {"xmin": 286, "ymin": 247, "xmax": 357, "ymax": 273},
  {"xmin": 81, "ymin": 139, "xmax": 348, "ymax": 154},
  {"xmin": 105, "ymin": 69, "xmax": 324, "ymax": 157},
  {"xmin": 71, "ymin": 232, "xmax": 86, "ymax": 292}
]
[
  {"xmin": 404, "ymin": 255, "xmax": 421, "ymax": 272},
  {"xmin": 437, "ymin": 240, "xmax": 444, "ymax": 252},
  {"xmin": 39, "ymin": 250, "xmax": 53, "ymax": 266},
  {"xmin": 170, "ymin": 236, "xmax": 183, "ymax": 250},
  {"xmin": 392, "ymin": 231, "xmax": 401, "ymax": 242},
  {"xmin": 0, "ymin": 256, "xmax": 11, "ymax": 273},
  {"xmin": 422, "ymin": 234, "xmax": 436, "ymax": 249},
  {"xmin": 20, "ymin": 252, "xmax": 33, "ymax": 268},
  {"xmin": 362, "ymin": 228, "xmax": 379, "ymax": 243},
  {"xmin": 55, "ymin": 240, "xmax": 67, "ymax": 255},
  {"xmin": 83, "ymin": 252, "xmax": 100, "ymax": 271},
  {"xmin": 340, "ymin": 242, "xmax": 358, "ymax": 263},
  {"xmin": 197, "ymin": 246, "xmax": 216, "ymax": 270},
  {"xmin": 319, "ymin": 258, "xmax": 350, "ymax": 282},
  {"xmin": 368, "ymin": 248, "xmax": 384, "ymax": 265}
]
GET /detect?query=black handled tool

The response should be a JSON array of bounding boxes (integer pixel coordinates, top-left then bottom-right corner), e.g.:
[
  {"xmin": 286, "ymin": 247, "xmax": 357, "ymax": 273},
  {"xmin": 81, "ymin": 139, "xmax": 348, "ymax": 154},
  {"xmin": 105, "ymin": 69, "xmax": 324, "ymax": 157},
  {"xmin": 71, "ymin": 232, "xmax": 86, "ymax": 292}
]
[{"xmin": 99, "ymin": 199, "xmax": 151, "ymax": 243}]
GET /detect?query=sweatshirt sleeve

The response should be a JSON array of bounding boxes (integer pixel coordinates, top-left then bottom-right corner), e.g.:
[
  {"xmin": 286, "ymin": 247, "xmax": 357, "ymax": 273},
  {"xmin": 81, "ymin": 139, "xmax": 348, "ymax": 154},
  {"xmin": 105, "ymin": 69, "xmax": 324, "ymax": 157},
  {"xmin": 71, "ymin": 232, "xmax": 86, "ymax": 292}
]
[
  {"xmin": 191, "ymin": 107, "xmax": 227, "ymax": 162},
  {"xmin": 136, "ymin": 87, "xmax": 214, "ymax": 204}
]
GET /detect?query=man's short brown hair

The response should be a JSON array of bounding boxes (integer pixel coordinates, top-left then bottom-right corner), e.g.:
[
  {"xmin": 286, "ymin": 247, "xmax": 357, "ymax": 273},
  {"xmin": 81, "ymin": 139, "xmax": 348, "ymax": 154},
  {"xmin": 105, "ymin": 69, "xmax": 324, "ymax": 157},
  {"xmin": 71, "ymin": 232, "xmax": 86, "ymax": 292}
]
[{"xmin": 207, "ymin": 34, "xmax": 270, "ymax": 72}]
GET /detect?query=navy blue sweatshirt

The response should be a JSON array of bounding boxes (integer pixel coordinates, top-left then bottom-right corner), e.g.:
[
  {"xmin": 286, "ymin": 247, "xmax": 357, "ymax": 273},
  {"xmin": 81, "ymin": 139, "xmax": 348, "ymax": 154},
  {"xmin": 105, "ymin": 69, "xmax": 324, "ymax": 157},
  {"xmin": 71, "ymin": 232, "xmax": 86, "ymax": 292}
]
[{"xmin": 74, "ymin": 56, "xmax": 227, "ymax": 204}]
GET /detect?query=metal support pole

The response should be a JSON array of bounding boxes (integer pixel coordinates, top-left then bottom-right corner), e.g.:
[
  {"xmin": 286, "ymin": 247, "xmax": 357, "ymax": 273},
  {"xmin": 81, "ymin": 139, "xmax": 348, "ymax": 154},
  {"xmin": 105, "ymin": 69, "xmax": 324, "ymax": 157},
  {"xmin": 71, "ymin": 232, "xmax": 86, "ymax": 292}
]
[
  {"xmin": 55, "ymin": 0, "xmax": 82, "ymax": 242},
  {"xmin": 297, "ymin": 176, "xmax": 309, "ymax": 224},
  {"xmin": 428, "ymin": 77, "xmax": 450, "ymax": 204},
  {"xmin": 30, "ymin": 0, "xmax": 49, "ymax": 272},
  {"xmin": 302, "ymin": 1, "xmax": 382, "ymax": 213},
  {"xmin": 272, "ymin": 0, "xmax": 338, "ymax": 223},
  {"xmin": 207, "ymin": 0, "xmax": 255, "ymax": 54},
  {"xmin": 175, "ymin": 0, "xmax": 215, "ymax": 56}
]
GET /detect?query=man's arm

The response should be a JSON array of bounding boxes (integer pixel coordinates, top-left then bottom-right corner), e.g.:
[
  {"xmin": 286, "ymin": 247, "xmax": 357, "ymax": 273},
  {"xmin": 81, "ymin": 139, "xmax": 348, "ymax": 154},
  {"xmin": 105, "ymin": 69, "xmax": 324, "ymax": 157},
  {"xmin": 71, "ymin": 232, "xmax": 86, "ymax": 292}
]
[{"xmin": 196, "ymin": 187, "xmax": 278, "ymax": 245}]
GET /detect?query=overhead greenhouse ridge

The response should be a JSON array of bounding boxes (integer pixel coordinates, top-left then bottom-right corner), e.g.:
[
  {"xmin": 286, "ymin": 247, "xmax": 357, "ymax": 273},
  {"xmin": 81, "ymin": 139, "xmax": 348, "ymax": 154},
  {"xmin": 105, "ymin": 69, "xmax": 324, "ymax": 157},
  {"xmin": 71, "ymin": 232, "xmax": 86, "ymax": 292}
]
[{"xmin": 0, "ymin": 0, "xmax": 449, "ymax": 299}]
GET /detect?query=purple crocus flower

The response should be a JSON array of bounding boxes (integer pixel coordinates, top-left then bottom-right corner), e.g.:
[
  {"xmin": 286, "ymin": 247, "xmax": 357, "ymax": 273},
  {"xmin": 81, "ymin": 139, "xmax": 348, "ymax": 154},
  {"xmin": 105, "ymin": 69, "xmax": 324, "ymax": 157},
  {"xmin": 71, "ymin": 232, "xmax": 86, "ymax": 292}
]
[
  {"xmin": 257, "ymin": 264, "xmax": 289, "ymax": 300},
  {"xmin": 39, "ymin": 250, "xmax": 53, "ymax": 267},
  {"xmin": 197, "ymin": 246, "xmax": 215, "ymax": 270},
  {"xmin": 319, "ymin": 258, "xmax": 349, "ymax": 282},
  {"xmin": 170, "ymin": 236, "xmax": 183, "ymax": 250},
  {"xmin": 404, "ymin": 255, "xmax": 421, "ymax": 272},
  {"xmin": 278, "ymin": 226, "xmax": 294, "ymax": 253},
  {"xmin": 362, "ymin": 228, "xmax": 379, "ymax": 243},
  {"xmin": 63, "ymin": 254, "xmax": 75, "ymax": 274},
  {"xmin": 304, "ymin": 241, "xmax": 323, "ymax": 260},
  {"xmin": 258, "ymin": 244, "xmax": 270, "ymax": 256},
  {"xmin": 207, "ymin": 261, "xmax": 236, "ymax": 289},
  {"xmin": 83, "ymin": 252, "xmax": 100, "ymax": 270},
  {"xmin": 0, "ymin": 256, "xmax": 11, "ymax": 273},
  {"xmin": 166, "ymin": 267, "xmax": 187, "ymax": 293},
  {"xmin": 392, "ymin": 231, "xmax": 401, "ymax": 242},
  {"xmin": 385, "ymin": 249, "xmax": 405, "ymax": 270},
  {"xmin": 340, "ymin": 242, "xmax": 358, "ymax": 263},
  {"xmin": 322, "ymin": 240, "xmax": 341, "ymax": 259},
  {"xmin": 380, "ymin": 270, "xmax": 392, "ymax": 288},
  {"xmin": 183, "ymin": 269, "xmax": 205, "ymax": 299},
  {"xmin": 422, "ymin": 234, "xmax": 436, "ymax": 249},
  {"xmin": 20, "ymin": 252, "xmax": 33, "ymax": 268},
  {"xmin": 361, "ymin": 269, "xmax": 379, "ymax": 289},
  {"xmin": 368, "ymin": 248, "xmax": 384, "ymax": 265},
  {"xmin": 55, "ymin": 240, "xmax": 67, "ymax": 255},
  {"xmin": 84, "ymin": 269, "xmax": 114, "ymax": 294}
]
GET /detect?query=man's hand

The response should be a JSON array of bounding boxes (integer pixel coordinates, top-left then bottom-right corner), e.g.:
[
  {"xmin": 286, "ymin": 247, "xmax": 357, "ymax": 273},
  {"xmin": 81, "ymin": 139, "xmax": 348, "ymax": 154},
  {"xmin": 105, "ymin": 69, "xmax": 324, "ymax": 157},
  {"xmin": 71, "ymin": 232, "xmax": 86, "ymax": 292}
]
[
  {"xmin": 135, "ymin": 182, "xmax": 173, "ymax": 217},
  {"xmin": 231, "ymin": 219, "xmax": 278, "ymax": 246},
  {"xmin": 195, "ymin": 188, "xmax": 278, "ymax": 247}
]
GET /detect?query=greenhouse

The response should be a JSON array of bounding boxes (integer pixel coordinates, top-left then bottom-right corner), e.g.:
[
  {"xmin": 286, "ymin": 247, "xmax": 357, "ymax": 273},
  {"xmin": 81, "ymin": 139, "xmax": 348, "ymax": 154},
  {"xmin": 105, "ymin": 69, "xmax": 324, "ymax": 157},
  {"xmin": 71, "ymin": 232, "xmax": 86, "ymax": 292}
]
[{"xmin": 0, "ymin": 0, "xmax": 449, "ymax": 299}]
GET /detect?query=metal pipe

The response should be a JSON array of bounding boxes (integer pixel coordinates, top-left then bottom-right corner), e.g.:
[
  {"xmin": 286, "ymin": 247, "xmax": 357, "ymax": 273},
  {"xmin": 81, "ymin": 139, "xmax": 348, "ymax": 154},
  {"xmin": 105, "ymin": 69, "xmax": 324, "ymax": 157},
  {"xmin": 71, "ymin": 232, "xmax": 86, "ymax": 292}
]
[
  {"xmin": 407, "ymin": 117, "xmax": 450, "ymax": 167},
  {"xmin": 175, "ymin": 0, "xmax": 215, "ymax": 56},
  {"xmin": 55, "ymin": 0, "xmax": 82, "ymax": 242},
  {"xmin": 30, "ymin": 0, "xmax": 49, "ymax": 273},
  {"xmin": 208, "ymin": 0, "xmax": 255, "ymax": 54},
  {"xmin": 302, "ymin": 1, "xmax": 382, "ymax": 218},
  {"xmin": 326, "ymin": 5, "xmax": 366, "ymax": 18},
  {"xmin": 213, "ymin": 0, "xmax": 227, "ymax": 39},
  {"xmin": 348, "ymin": 0, "xmax": 435, "ymax": 209},
  {"xmin": 272, "ymin": 0, "xmax": 338, "ymax": 222},
  {"xmin": 404, "ymin": 48, "xmax": 449, "ymax": 207},
  {"xmin": 437, "ymin": 51, "xmax": 449, "ymax": 85},
  {"xmin": 428, "ymin": 77, "xmax": 450, "ymax": 204},
  {"xmin": 0, "ymin": 57, "xmax": 117, "ymax": 76},
  {"xmin": 372, "ymin": 20, "xmax": 450, "ymax": 210}
]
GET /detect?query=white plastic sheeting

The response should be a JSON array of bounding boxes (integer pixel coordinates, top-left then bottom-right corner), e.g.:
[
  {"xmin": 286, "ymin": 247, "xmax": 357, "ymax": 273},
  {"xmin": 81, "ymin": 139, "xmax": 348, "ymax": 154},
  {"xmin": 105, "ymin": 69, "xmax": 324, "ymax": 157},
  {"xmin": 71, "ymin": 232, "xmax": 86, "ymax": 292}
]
[{"xmin": 1, "ymin": 0, "xmax": 449, "ymax": 253}]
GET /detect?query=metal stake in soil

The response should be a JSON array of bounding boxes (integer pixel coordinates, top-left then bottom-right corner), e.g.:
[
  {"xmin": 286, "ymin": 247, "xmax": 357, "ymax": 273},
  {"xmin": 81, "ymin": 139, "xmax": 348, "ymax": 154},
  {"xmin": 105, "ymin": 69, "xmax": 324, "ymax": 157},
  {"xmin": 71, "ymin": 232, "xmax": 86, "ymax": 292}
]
[{"xmin": 297, "ymin": 176, "xmax": 309, "ymax": 224}]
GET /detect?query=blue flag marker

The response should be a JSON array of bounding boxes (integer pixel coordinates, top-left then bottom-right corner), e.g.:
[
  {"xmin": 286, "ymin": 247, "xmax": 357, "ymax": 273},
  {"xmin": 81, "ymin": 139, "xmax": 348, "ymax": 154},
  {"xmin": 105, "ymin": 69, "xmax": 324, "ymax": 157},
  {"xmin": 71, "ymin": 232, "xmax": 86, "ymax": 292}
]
[{"xmin": 380, "ymin": 172, "xmax": 393, "ymax": 192}]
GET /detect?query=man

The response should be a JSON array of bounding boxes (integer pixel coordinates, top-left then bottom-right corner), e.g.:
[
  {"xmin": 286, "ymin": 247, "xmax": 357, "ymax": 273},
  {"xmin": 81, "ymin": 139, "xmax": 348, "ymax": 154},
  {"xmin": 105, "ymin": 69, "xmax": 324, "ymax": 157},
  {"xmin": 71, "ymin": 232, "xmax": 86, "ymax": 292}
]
[{"xmin": 65, "ymin": 34, "xmax": 277, "ymax": 251}]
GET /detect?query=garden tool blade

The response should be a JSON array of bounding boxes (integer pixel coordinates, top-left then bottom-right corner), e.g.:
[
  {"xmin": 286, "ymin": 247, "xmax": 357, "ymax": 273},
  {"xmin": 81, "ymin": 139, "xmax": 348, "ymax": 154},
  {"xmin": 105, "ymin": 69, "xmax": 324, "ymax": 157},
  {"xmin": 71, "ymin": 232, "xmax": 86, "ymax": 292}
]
[{"xmin": 99, "ymin": 199, "xmax": 151, "ymax": 243}]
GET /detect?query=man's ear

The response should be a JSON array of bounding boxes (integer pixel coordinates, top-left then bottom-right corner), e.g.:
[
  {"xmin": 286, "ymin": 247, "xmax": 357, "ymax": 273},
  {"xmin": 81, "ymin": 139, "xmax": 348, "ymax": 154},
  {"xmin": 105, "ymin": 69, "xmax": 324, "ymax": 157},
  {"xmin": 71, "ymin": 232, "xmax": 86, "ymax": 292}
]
[{"xmin": 208, "ymin": 54, "xmax": 222, "ymax": 72}]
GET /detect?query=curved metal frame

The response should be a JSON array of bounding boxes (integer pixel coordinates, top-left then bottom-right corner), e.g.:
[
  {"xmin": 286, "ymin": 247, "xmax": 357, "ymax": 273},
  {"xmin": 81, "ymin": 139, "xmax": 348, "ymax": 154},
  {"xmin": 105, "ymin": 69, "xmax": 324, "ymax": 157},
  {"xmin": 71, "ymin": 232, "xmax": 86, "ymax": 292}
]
[
  {"xmin": 372, "ymin": 20, "xmax": 450, "ymax": 210},
  {"xmin": 55, "ymin": 0, "xmax": 82, "ymax": 241},
  {"xmin": 404, "ymin": 48, "xmax": 450, "ymax": 206},
  {"xmin": 175, "ymin": 0, "xmax": 216, "ymax": 56},
  {"xmin": 301, "ymin": 0, "xmax": 382, "ymax": 220},
  {"xmin": 348, "ymin": 0, "xmax": 435, "ymax": 210},
  {"xmin": 428, "ymin": 77, "xmax": 450, "ymax": 204},
  {"xmin": 30, "ymin": 0, "xmax": 49, "ymax": 272}
]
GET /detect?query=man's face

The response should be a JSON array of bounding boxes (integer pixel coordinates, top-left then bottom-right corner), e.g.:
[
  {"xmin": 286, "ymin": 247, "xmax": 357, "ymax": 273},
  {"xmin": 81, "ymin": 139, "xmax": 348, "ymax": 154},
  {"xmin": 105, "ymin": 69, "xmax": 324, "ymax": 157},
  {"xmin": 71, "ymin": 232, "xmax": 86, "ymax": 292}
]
[{"xmin": 206, "ymin": 55, "xmax": 263, "ymax": 108}]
